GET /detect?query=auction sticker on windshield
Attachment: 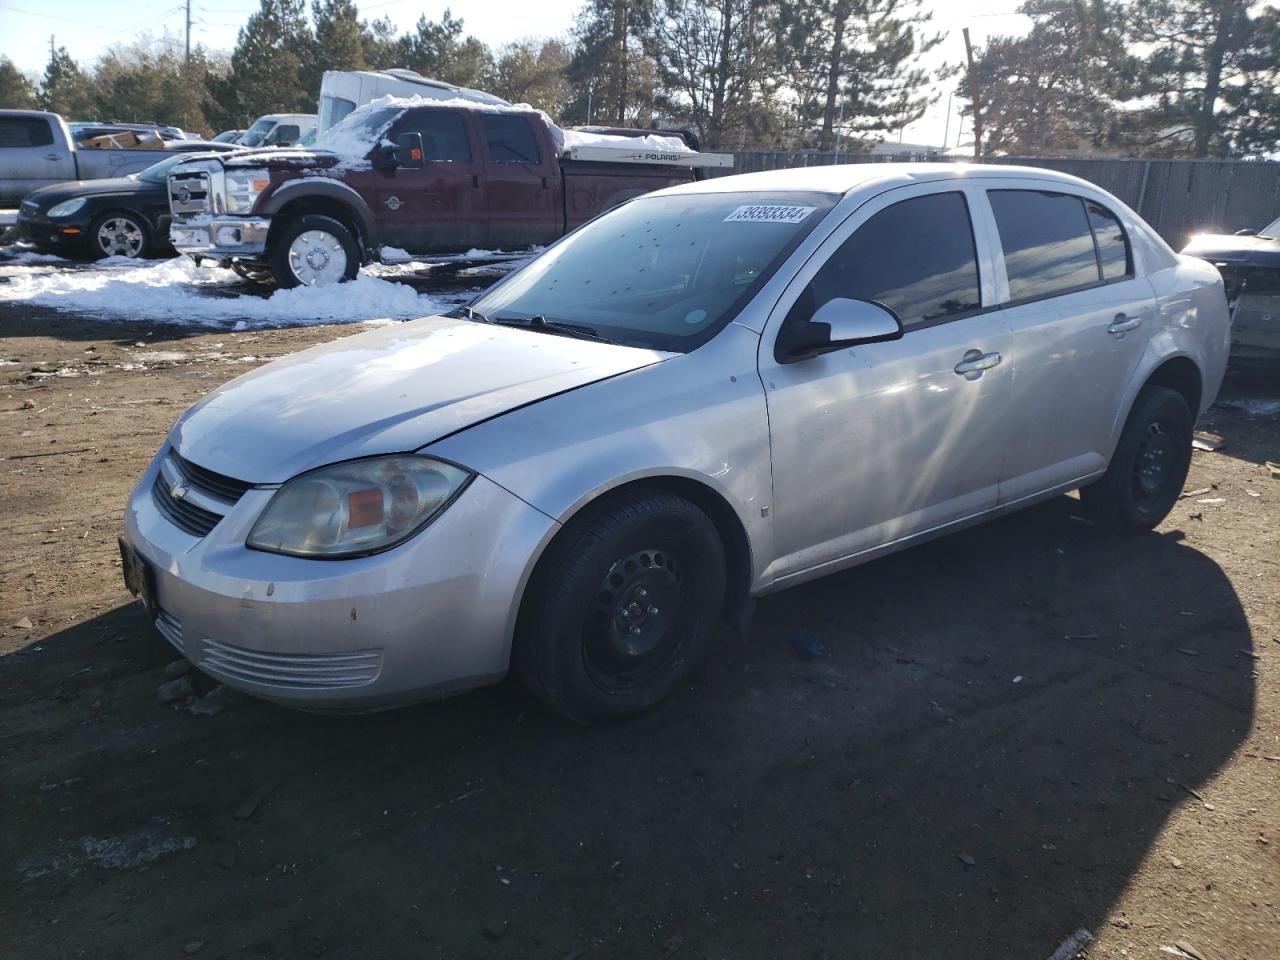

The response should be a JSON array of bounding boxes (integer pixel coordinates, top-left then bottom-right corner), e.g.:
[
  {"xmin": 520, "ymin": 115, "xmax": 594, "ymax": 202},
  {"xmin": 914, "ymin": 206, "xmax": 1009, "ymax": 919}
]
[{"xmin": 724, "ymin": 204, "xmax": 815, "ymax": 224}]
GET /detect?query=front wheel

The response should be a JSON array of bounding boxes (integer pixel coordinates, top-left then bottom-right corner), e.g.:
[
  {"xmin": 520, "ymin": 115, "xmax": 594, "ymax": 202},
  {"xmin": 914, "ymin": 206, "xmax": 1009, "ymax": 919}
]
[
  {"xmin": 268, "ymin": 214, "xmax": 360, "ymax": 288},
  {"xmin": 516, "ymin": 490, "xmax": 727, "ymax": 722},
  {"xmin": 89, "ymin": 211, "xmax": 150, "ymax": 260},
  {"xmin": 1080, "ymin": 385, "xmax": 1193, "ymax": 533}
]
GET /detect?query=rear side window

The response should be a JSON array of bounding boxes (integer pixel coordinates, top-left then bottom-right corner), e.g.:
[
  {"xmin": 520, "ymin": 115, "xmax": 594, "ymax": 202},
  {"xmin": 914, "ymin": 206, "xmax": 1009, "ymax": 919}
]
[
  {"xmin": 1086, "ymin": 201, "xmax": 1132, "ymax": 281},
  {"xmin": 989, "ymin": 190, "xmax": 1102, "ymax": 301},
  {"xmin": 0, "ymin": 117, "xmax": 54, "ymax": 148},
  {"xmin": 796, "ymin": 191, "xmax": 982, "ymax": 331},
  {"xmin": 397, "ymin": 111, "xmax": 472, "ymax": 162},
  {"xmin": 481, "ymin": 115, "xmax": 541, "ymax": 164}
]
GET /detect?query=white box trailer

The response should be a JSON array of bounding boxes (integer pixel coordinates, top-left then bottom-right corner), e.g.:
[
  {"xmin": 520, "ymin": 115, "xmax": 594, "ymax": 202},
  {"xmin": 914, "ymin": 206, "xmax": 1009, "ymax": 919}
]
[{"xmin": 318, "ymin": 69, "xmax": 509, "ymax": 133}]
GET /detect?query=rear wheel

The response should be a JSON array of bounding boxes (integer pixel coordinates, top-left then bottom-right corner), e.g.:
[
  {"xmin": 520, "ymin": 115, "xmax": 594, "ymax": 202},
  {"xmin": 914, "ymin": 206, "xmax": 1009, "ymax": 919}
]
[
  {"xmin": 89, "ymin": 211, "xmax": 149, "ymax": 260},
  {"xmin": 268, "ymin": 214, "xmax": 360, "ymax": 288},
  {"xmin": 517, "ymin": 490, "xmax": 726, "ymax": 722},
  {"xmin": 1080, "ymin": 385, "xmax": 1193, "ymax": 532}
]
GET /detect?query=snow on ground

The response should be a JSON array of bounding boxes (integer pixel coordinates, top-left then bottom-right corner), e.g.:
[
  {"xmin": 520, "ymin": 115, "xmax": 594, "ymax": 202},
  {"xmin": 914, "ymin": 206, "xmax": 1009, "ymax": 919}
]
[{"xmin": 0, "ymin": 255, "xmax": 474, "ymax": 329}]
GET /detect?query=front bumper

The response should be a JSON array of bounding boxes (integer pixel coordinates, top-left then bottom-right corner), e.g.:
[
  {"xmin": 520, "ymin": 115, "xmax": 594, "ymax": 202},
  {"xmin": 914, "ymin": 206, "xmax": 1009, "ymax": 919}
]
[
  {"xmin": 170, "ymin": 216, "xmax": 271, "ymax": 258},
  {"xmin": 15, "ymin": 211, "xmax": 92, "ymax": 252},
  {"xmin": 121, "ymin": 449, "xmax": 558, "ymax": 710}
]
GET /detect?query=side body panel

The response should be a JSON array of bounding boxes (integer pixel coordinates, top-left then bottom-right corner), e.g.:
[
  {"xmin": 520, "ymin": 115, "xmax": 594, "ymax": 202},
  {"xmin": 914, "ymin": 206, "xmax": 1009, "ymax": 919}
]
[
  {"xmin": 473, "ymin": 112, "xmax": 563, "ymax": 248},
  {"xmin": 0, "ymin": 112, "xmax": 75, "ymax": 204},
  {"xmin": 560, "ymin": 162, "xmax": 695, "ymax": 231}
]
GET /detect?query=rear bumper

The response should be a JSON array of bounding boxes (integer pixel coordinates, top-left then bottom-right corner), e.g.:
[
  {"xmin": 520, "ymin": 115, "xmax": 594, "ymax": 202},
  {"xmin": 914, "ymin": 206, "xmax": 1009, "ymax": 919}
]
[{"xmin": 171, "ymin": 216, "xmax": 271, "ymax": 258}]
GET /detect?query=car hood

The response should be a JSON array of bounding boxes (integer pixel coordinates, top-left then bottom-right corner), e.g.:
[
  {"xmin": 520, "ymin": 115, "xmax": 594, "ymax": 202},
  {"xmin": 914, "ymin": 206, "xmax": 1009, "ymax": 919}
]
[
  {"xmin": 24, "ymin": 177, "xmax": 149, "ymax": 208},
  {"xmin": 1182, "ymin": 232, "xmax": 1280, "ymax": 268},
  {"xmin": 221, "ymin": 148, "xmax": 342, "ymax": 171},
  {"xmin": 169, "ymin": 316, "xmax": 673, "ymax": 484}
]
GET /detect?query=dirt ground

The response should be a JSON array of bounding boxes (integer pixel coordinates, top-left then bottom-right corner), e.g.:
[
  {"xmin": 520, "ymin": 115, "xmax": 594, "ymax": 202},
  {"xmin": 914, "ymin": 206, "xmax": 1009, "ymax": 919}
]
[{"xmin": 1, "ymin": 299, "xmax": 1277, "ymax": 960}]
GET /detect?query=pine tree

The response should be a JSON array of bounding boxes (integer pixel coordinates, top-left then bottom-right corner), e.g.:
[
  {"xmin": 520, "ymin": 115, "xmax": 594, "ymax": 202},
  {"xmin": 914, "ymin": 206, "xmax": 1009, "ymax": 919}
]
[
  {"xmin": 39, "ymin": 46, "xmax": 96, "ymax": 118},
  {"xmin": 305, "ymin": 0, "xmax": 367, "ymax": 94},
  {"xmin": 227, "ymin": 0, "xmax": 314, "ymax": 124},
  {"xmin": 0, "ymin": 57, "xmax": 39, "ymax": 110},
  {"xmin": 399, "ymin": 10, "xmax": 493, "ymax": 88},
  {"xmin": 492, "ymin": 40, "xmax": 572, "ymax": 113},
  {"xmin": 566, "ymin": 0, "xmax": 655, "ymax": 125}
]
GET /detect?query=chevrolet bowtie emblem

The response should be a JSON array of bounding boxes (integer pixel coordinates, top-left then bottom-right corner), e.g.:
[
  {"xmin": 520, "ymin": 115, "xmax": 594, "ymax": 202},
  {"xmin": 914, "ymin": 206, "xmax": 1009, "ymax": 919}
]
[{"xmin": 170, "ymin": 479, "xmax": 189, "ymax": 500}]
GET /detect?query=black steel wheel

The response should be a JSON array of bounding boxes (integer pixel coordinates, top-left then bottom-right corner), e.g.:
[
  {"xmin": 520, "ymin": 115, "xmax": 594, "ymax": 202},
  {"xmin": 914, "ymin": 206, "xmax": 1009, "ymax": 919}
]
[
  {"xmin": 1081, "ymin": 385, "xmax": 1193, "ymax": 532},
  {"xmin": 517, "ymin": 489, "xmax": 726, "ymax": 721}
]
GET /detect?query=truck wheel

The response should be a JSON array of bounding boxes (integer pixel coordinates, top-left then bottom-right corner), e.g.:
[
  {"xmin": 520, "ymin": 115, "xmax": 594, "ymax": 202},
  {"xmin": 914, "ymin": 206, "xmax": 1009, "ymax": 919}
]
[
  {"xmin": 269, "ymin": 214, "xmax": 360, "ymax": 288},
  {"xmin": 516, "ymin": 490, "xmax": 726, "ymax": 723},
  {"xmin": 90, "ymin": 211, "xmax": 150, "ymax": 260},
  {"xmin": 1080, "ymin": 386, "xmax": 1193, "ymax": 533}
]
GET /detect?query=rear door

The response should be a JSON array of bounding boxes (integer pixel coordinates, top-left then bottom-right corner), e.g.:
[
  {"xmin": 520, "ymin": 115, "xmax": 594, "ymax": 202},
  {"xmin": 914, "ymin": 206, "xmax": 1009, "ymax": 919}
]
[
  {"xmin": 370, "ymin": 109, "xmax": 486, "ymax": 254},
  {"xmin": 476, "ymin": 113, "xmax": 561, "ymax": 248},
  {"xmin": 0, "ymin": 115, "xmax": 74, "ymax": 204},
  {"xmin": 973, "ymin": 183, "xmax": 1157, "ymax": 501}
]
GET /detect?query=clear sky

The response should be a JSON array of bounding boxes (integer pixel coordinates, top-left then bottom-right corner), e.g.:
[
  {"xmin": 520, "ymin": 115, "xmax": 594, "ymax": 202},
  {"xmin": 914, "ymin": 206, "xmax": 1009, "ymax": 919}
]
[{"xmin": 0, "ymin": 0, "xmax": 1031, "ymax": 147}]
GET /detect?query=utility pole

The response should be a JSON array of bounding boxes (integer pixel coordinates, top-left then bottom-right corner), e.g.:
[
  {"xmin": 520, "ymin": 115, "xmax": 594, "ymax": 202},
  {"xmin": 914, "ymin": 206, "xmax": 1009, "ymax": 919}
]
[
  {"xmin": 942, "ymin": 90, "xmax": 952, "ymax": 153},
  {"xmin": 962, "ymin": 27, "xmax": 983, "ymax": 161},
  {"xmin": 185, "ymin": 0, "xmax": 192, "ymax": 66},
  {"xmin": 49, "ymin": 34, "xmax": 55, "ymax": 64}
]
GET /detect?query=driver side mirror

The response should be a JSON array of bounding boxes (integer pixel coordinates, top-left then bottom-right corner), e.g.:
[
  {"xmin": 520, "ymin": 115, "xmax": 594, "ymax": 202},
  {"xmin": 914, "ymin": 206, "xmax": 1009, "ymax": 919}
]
[
  {"xmin": 778, "ymin": 297, "xmax": 904, "ymax": 362},
  {"xmin": 378, "ymin": 132, "xmax": 424, "ymax": 171},
  {"xmin": 1234, "ymin": 228, "xmax": 1258, "ymax": 236}
]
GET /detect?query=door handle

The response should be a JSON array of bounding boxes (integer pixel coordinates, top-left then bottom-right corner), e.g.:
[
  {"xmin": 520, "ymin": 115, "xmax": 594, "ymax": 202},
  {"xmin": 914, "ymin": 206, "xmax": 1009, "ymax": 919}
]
[
  {"xmin": 1107, "ymin": 312, "xmax": 1143, "ymax": 337},
  {"xmin": 472, "ymin": 174, "xmax": 480, "ymax": 188},
  {"xmin": 954, "ymin": 349, "xmax": 1002, "ymax": 380},
  {"xmin": 46, "ymin": 153, "xmax": 63, "ymax": 161}
]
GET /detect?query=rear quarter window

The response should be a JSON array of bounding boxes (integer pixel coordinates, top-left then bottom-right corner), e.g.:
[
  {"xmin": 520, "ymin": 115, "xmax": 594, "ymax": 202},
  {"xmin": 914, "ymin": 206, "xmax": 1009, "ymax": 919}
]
[
  {"xmin": 0, "ymin": 117, "xmax": 54, "ymax": 148},
  {"xmin": 989, "ymin": 190, "xmax": 1101, "ymax": 301},
  {"xmin": 480, "ymin": 114, "xmax": 541, "ymax": 164}
]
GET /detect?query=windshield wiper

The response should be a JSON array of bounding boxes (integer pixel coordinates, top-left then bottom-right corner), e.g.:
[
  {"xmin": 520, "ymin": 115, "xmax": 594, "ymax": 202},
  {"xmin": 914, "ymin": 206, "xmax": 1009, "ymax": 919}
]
[
  {"xmin": 452, "ymin": 305, "xmax": 488, "ymax": 323},
  {"xmin": 491, "ymin": 314, "xmax": 608, "ymax": 343}
]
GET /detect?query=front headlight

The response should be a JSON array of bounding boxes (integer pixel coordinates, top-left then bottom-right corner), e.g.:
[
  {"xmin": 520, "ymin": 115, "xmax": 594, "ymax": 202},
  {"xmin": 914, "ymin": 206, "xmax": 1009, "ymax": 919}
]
[
  {"xmin": 47, "ymin": 197, "xmax": 87, "ymax": 218},
  {"xmin": 224, "ymin": 169, "xmax": 269, "ymax": 214},
  {"xmin": 247, "ymin": 455, "xmax": 472, "ymax": 558}
]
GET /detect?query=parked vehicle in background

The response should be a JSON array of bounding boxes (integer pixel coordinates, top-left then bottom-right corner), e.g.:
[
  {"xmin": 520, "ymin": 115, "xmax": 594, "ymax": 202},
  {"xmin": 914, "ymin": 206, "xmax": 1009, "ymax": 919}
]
[
  {"xmin": 0, "ymin": 110, "xmax": 223, "ymax": 206},
  {"xmin": 70, "ymin": 121, "xmax": 189, "ymax": 143},
  {"xmin": 17, "ymin": 146, "xmax": 244, "ymax": 259},
  {"xmin": 1182, "ymin": 215, "xmax": 1280, "ymax": 365},
  {"xmin": 123, "ymin": 164, "xmax": 1228, "ymax": 719},
  {"xmin": 318, "ymin": 68, "xmax": 508, "ymax": 133},
  {"xmin": 241, "ymin": 114, "xmax": 317, "ymax": 148},
  {"xmin": 167, "ymin": 98, "xmax": 731, "ymax": 287},
  {"xmin": 212, "ymin": 129, "xmax": 244, "ymax": 143}
]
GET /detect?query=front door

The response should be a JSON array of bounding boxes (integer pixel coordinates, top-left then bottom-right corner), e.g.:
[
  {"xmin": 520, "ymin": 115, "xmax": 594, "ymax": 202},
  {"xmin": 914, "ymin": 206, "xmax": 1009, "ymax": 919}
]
[
  {"xmin": 370, "ymin": 109, "xmax": 486, "ymax": 254},
  {"xmin": 476, "ymin": 113, "xmax": 561, "ymax": 249},
  {"xmin": 759, "ymin": 184, "xmax": 1017, "ymax": 582},
  {"xmin": 973, "ymin": 184, "xmax": 1158, "ymax": 501}
]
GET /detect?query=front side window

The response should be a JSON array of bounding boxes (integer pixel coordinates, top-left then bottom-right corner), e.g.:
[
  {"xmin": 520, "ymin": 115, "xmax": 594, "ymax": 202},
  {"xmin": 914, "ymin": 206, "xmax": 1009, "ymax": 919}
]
[
  {"xmin": 319, "ymin": 95, "xmax": 356, "ymax": 132},
  {"xmin": 989, "ymin": 190, "xmax": 1102, "ymax": 301},
  {"xmin": 0, "ymin": 117, "xmax": 54, "ymax": 148},
  {"xmin": 468, "ymin": 191, "xmax": 837, "ymax": 351},
  {"xmin": 396, "ymin": 111, "xmax": 472, "ymax": 162},
  {"xmin": 791, "ymin": 191, "xmax": 982, "ymax": 332},
  {"xmin": 481, "ymin": 114, "xmax": 541, "ymax": 164}
]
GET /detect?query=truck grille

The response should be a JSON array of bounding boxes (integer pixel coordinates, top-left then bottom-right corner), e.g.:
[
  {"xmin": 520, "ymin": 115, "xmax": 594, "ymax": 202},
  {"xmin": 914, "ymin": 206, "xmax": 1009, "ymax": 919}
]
[
  {"xmin": 151, "ymin": 447, "xmax": 252, "ymax": 537},
  {"xmin": 169, "ymin": 170, "xmax": 211, "ymax": 215}
]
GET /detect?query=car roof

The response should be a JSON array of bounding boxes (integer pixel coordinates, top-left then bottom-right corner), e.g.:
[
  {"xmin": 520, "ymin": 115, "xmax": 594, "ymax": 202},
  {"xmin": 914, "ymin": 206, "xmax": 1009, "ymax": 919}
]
[{"xmin": 658, "ymin": 162, "xmax": 1104, "ymax": 199}]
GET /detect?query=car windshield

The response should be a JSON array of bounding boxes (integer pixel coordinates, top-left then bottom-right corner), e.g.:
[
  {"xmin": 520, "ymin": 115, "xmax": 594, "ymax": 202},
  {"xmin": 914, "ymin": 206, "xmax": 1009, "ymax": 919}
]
[
  {"xmin": 135, "ymin": 155, "xmax": 189, "ymax": 183},
  {"xmin": 314, "ymin": 107, "xmax": 400, "ymax": 154},
  {"xmin": 242, "ymin": 119, "xmax": 275, "ymax": 146},
  {"xmin": 1260, "ymin": 216, "xmax": 1280, "ymax": 239},
  {"xmin": 467, "ymin": 191, "xmax": 837, "ymax": 352}
]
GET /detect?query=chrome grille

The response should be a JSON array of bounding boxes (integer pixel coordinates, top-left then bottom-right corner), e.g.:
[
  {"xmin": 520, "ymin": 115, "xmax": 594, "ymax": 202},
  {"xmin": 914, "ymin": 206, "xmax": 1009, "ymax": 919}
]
[
  {"xmin": 152, "ymin": 475, "xmax": 222, "ymax": 536},
  {"xmin": 169, "ymin": 448, "xmax": 252, "ymax": 504},
  {"xmin": 201, "ymin": 638, "xmax": 382, "ymax": 689},
  {"xmin": 169, "ymin": 170, "xmax": 211, "ymax": 215}
]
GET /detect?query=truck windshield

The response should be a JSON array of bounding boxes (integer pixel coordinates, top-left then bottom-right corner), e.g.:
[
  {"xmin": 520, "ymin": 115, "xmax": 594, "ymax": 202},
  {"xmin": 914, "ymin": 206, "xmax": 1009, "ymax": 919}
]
[
  {"xmin": 319, "ymin": 94, "xmax": 356, "ymax": 133},
  {"xmin": 314, "ymin": 107, "xmax": 400, "ymax": 155},
  {"xmin": 242, "ymin": 119, "xmax": 275, "ymax": 147},
  {"xmin": 467, "ymin": 191, "xmax": 837, "ymax": 352},
  {"xmin": 1261, "ymin": 216, "xmax": 1280, "ymax": 239}
]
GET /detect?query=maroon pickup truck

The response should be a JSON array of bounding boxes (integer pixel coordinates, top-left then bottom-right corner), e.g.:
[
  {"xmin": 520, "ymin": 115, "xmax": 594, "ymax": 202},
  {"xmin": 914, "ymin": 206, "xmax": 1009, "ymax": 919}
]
[{"xmin": 166, "ymin": 101, "xmax": 724, "ymax": 287}]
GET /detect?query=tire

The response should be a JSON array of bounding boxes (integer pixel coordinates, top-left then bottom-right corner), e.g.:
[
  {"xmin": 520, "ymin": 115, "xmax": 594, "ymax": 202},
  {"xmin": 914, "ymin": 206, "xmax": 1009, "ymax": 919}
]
[
  {"xmin": 89, "ymin": 210, "xmax": 150, "ymax": 260},
  {"xmin": 516, "ymin": 490, "xmax": 727, "ymax": 722},
  {"xmin": 231, "ymin": 259, "xmax": 273, "ymax": 284},
  {"xmin": 1080, "ymin": 385, "xmax": 1193, "ymax": 533},
  {"xmin": 268, "ymin": 214, "xmax": 360, "ymax": 288}
]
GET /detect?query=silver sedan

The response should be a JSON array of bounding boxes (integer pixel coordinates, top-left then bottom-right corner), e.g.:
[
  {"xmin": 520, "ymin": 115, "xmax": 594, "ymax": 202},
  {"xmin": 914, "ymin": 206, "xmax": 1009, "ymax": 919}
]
[{"xmin": 121, "ymin": 163, "xmax": 1230, "ymax": 719}]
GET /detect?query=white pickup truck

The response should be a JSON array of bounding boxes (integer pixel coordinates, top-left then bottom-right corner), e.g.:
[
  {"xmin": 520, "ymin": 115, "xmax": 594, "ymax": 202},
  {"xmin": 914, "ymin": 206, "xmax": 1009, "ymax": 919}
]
[{"xmin": 0, "ymin": 109, "xmax": 217, "ymax": 208}]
